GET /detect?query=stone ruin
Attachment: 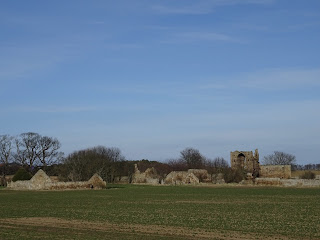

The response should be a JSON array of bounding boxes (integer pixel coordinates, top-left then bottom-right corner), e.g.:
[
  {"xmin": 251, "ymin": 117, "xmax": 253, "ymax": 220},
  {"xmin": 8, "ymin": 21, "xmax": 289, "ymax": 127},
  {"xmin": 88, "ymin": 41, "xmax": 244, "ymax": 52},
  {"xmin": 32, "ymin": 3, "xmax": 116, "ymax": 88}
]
[
  {"xmin": 132, "ymin": 164, "xmax": 216, "ymax": 185},
  {"xmin": 187, "ymin": 169, "xmax": 212, "ymax": 183},
  {"xmin": 163, "ymin": 169, "xmax": 216, "ymax": 185},
  {"xmin": 131, "ymin": 164, "xmax": 160, "ymax": 184},
  {"xmin": 230, "ymin": 149, "xmax": 320, "ymax": 187},
  {"xmin": 164, "ymin": 171, "xmax": 199, "ymax": 185},
  {"xmin": 260, "ymin": 165, "xmax": 291, "ymax": 179},
  {"xmin": 7, "ymin": 169, "xmax": 106, "ymax": 190},
  {"xmin": 231, "ymin": 149, "xmax": 260, "ymax": 177},
  {"xmin": 231, "ymin": 149, "xmax": 292, "ymax": 179}
]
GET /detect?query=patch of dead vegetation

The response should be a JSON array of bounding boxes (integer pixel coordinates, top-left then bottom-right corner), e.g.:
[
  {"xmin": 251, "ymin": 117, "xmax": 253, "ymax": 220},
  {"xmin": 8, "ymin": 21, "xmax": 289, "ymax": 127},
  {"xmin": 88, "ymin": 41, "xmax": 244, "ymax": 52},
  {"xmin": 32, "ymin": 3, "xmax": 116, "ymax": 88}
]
[{"xmin": 0, "ymin": 217, "xmax": 307, "ymax": 240}]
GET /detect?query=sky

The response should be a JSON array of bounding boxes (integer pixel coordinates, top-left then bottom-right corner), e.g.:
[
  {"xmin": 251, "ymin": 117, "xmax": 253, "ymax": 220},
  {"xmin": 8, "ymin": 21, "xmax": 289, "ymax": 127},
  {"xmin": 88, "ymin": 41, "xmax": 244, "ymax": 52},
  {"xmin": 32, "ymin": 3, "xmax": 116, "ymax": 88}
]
[{"xmin": 1, "ymin": 0, "xmax": 320, "ymax": 164}]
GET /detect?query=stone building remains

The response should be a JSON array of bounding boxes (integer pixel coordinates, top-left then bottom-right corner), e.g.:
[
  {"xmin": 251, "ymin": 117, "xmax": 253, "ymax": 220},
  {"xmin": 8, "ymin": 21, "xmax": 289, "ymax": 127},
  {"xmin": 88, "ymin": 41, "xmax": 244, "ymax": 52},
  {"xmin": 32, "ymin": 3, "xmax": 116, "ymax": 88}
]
[
  {"xmin": 230, "ymin": 149, "xmax": 294, "ymax": 179},
  {"xmin": 164, "ymin": 171, "xmax": 199, "ymax": 185},
  {"xmin": 7, "ymin": 169, "xmax": 106, "ymax": 190},
  {"xmin": 131, "ymin": 164, "xmax": 160, "ymax": 184},
  {"xmin": 230, "ymin": 149, "xmax": 260, "ymax": 177},
  {"xmin": 132, "ymin": 164, "xmax": 214, "ymax": 185},
  {"xmin": 187, "ymin": 169, "xmax": 212, "ymax": 183},
  {"xmin": 260, "ymin": 165, "xmax": 291, "ymax": 179}
]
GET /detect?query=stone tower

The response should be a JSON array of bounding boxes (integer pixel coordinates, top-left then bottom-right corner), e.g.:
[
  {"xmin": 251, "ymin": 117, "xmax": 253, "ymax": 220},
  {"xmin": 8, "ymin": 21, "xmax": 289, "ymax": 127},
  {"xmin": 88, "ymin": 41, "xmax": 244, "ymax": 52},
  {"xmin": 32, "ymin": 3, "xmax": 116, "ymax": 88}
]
[{"xmin": 230, "ymin": 149, "xmax": 260, "ymax": 177}]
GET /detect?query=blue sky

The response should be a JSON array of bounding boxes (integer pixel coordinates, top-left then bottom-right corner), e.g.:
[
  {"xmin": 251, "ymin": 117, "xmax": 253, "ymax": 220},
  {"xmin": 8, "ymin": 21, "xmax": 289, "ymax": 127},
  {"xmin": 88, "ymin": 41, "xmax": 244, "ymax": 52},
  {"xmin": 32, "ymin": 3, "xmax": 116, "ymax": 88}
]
[{"xmin": 1, "ymin": 0, "xmax": 319, "ymax": 164}]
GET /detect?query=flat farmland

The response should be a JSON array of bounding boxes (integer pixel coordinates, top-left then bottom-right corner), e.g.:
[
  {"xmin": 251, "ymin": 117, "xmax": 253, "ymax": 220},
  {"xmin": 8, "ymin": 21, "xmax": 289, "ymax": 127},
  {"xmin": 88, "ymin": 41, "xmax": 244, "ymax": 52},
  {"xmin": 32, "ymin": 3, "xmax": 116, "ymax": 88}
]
[{"xmin": 0, "ymin": 185, "xmax": 319, "ymax": 240}]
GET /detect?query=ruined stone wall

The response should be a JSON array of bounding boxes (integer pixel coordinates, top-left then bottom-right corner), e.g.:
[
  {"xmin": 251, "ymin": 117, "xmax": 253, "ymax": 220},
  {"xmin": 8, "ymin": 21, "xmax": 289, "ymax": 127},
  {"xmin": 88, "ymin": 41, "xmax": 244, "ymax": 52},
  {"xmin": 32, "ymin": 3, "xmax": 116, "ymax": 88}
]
[
  {"xmin": 260, "ymin": 165, "xmax": 291, "ymax": 179},
  {"xmin": 255, "ymin": 177, "xmax": 320, "ymax": 187},
  {"xmin": 131, "ymin": 164, "xmax": 160, "ymax": 185},
  {"xmin": 230, "ymin": 149, "xmax": 260, "ymax": 176},
  {"xmin": 187, "ymin": 169, "xmax": 211, "ymax": 183},
  {"xmin": 7, "ymin": 170, "xmax": 106, "ymax": 190},
  {"xmin": 164, "ymin": 171, "xmax": 199, "ymax": 185}
]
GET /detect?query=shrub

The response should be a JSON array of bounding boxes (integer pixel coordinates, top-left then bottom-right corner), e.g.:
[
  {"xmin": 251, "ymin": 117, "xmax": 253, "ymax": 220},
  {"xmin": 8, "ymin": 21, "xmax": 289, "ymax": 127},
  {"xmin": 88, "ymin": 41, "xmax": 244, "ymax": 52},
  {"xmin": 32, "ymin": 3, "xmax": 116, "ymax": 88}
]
[
  {"xmin": 223, "ymin": 168, "xmax": 246, "ymax": 183},
  {"xmin": 12, "ymin": 168, "xmax": 33, "ymax": 182},
  {"xmin": 300, "ymin": 171, "xmax": 315, "ymax": 179}
]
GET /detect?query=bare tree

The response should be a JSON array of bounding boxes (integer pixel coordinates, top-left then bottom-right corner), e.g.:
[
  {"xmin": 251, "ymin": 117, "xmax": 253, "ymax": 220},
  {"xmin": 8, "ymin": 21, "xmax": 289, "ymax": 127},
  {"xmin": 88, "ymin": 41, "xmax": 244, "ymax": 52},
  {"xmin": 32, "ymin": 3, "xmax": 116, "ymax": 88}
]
[
  {"xmin": 37, "ymin": 136, "xmax": 63, "ymax": 166},
  {"xmin": 62, "ymin": 146, "xmax": 125, "ymax": 182},
  {"xmin": 0, "ymin": 135, "xmax": 14, "ymax": 186},
  {"xmin": 263, "ymin": 151, "xmax": 296, "ymax": 165},
  {"xmin": 14, "ymin": 132, "xmax": 63, "ymax": 168},
  {"xmin": 180, "ymin": 147, "xmax": 205, "ymax": 169},
  {"xmin": 212, "ymin": 157, "xmax": 229, "ymax": 169},
  {"xmin": 205, "ymin": 157, "xmax": 229, "ymax": 175},
  {"xmin": 167, "ymin": 158, "xmax": 188, "ymax": 171},
  {"xmin": 14, "ymin": 132, "xmax": 41, "ymax": 168}
]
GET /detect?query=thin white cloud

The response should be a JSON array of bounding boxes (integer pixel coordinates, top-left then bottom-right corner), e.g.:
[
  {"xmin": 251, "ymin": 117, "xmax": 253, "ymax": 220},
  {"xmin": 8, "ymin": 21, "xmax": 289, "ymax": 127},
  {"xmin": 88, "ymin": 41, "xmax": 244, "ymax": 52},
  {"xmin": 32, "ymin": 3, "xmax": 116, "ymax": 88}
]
[
  {"xmin": 288, "ymin": 21, "xmax": 320, "ymax": 31},
  {"xmin": 151, "ymin": 5, "xmax": 211, "ymax": 15},
  {"xmin": 199, "ymin": 68, "xmax": 320, "ymax": 90},
  {"xmin": 152, "ymin": 0, "xmax": 275, "ymax": 15},
  {"xmin": 177, "ymin": 32, "xmax": 234, "ymax": 41},
  {"xmin": 241, "ymin": 68, "xmax": 320, "ymax": 90},
  {"xmin": 14, "ymin": 106, "xmax": 98, "ymax": 113},
  {"xmin": 103, "ymin": 43, "xmax": 143, "ymax": 50},
  {"xmin": 161, "ymin": 31, "xmax": 240, "ymax": 44},
  {"xmin": 0, "ymin": 33, "xmax": 111, "ymax": 81}
]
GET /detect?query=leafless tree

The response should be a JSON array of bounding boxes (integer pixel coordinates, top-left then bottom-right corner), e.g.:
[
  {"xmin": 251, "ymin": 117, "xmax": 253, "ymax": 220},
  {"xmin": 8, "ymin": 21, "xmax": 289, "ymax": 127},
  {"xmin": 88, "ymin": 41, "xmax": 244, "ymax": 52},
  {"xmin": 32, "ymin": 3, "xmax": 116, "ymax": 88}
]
[
  {"xmin": 205, "ymin": 157, "xmax": 229, "ymax": 175},
  {"xmin": 37, "ymin": 136, "xmax": 63, "ymax": 166},
  {"xmin": 263, "ymin": 151, "xmax": 296, "ymax": 166},
  {"xmin": 0, "ymin": 135, "xmax": 14, "ymax": 185},
  {"xmin": 167, "ymin": 158, "xmax": 188, "ymax": 171},
  {"xmin": 14, "ymin": 132, "xmax": 41, "ymax": 167},
  {"xmin": 212, "ymin": 157, "xmax": 229, "ymax": 169},
  {"xmin": 62, "ymin": 146, "xmax": 125, "ymax": 182},
  {"xmin": 180, "ymin": 147, "xmax": 205, "ymax": 169},
  {"xmin": 14, "ymin": 132, "xmax": 63, "ymax": 168}
]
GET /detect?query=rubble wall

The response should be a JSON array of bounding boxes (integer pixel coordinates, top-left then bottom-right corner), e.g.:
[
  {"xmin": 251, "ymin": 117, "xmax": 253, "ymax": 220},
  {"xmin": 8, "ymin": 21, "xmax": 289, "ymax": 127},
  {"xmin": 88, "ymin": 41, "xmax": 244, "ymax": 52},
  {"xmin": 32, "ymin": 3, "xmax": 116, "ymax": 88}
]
[
  {"xmin": 164, "ymin": 171, "xmax": 199, "ymax": 185},
  {"xmin": 7, "ymin": 170, "xmax": 106, "ymax": 190},
  {"xmin": 255, "ymin": 178, "xmax": 320, "ymax": 187},
  {"xmin": 260, "ymin": 165, "xmax": 291, "ymax": 179}
]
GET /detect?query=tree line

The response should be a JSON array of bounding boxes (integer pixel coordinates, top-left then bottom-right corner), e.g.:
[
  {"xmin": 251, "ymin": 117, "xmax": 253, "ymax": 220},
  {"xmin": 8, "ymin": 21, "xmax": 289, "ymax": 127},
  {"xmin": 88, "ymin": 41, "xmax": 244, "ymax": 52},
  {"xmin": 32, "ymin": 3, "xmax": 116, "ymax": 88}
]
[
  {"xmin": 0, "ymin": 132, "xmax": 63, "ymax": 185},
  {"xmin": 1, "ymin": 132, "xmax": 318, "ymax": 186}
]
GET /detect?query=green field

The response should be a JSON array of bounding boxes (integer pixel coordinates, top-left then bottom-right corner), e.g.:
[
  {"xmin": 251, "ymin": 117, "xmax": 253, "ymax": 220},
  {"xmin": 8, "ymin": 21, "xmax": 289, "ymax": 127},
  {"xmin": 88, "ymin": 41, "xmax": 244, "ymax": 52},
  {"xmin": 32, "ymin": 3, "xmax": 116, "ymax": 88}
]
[{"xmin": 0, "ymin": 185, "xmax": 319, "ymax": 240}]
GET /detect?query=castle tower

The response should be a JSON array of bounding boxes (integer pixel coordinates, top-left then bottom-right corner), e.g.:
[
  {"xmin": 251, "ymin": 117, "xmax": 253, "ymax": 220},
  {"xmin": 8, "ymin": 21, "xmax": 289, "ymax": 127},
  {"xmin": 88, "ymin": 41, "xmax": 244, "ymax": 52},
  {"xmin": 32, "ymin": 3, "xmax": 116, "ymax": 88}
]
[{"xmin": 230, "ymin": 149, "xmax": 260, "ymax": 177}]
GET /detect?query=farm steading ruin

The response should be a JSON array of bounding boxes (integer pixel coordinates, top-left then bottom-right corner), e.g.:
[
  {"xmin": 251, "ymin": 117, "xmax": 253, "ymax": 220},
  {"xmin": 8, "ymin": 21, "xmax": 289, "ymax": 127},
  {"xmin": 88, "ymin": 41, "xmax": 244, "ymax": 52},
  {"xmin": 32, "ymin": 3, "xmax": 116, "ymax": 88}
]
[{"xmin": 6, "ymin": 149, "xmax": 320, "ymax": 190}]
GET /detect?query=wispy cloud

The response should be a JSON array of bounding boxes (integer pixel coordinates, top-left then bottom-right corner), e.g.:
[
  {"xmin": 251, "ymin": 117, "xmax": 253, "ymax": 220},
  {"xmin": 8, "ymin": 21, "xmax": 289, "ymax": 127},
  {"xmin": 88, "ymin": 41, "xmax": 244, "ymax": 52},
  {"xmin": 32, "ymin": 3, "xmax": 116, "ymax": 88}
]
[
  {"xmin": 12, "ymin": 106, "xmax": 98, "ymax": 114},
  {"xmin": 0, "ymin": 45, "xmax": 68, "ymax": 80},
  {"xmin": 241, "ymin": 68, "xmax": 320, "ymax": 90},
  {"xmin": 199, "ymin": 68, "xmax": 320, "ymax": 91},
  {"xmin": 288, "ymin": 21, "xmax": 320, "ymax": 31},
  {"xmin": 103, "ymin": 43, "xmax": 143, "ymax": 50},
  {"xmin": 177, "ymin": 32, "xmax": 234, "ymax": 42},
  {"xmin": 161, "ymin": 31, "xmax": 240, "ymax": 44},
  {"xmin": 151, "ymin": 5, "xmax": 211, "ymax": 15},
  {"xmin": 152, "ymin": 0, "xmax": 275, "ymax": 15}
]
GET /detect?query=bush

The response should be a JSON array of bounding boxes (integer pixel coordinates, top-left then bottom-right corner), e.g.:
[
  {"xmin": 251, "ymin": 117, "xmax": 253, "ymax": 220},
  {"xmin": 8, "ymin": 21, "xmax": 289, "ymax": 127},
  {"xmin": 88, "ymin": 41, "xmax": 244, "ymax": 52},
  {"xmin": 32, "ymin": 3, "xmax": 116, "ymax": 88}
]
[
  {"xmin": 300, "ymin": 171, "xmax": 315, "ymax": 179},
  {"xmin": 12, "ymin": 168, "xmax": 33, "ymax": 182},
  {"xmin": 223, "ymin": 168, "xmax": 246, "ymax": 183}
]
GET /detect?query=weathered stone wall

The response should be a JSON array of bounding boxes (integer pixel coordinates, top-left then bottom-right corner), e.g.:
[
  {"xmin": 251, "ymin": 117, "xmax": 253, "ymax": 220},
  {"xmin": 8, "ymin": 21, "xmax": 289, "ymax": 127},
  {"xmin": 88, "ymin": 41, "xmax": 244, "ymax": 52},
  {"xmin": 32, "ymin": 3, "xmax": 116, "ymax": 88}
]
[
  {"xmin": 187, "ymin": 169, "xmax": 211, "ymax": 183},
  {"xmin": 230, "ymin": 149, "xmax": 260, "ymax": 176},
  {"xmin": 211, "ymin": 173, "xmax": 225, "ymax": 184},
  {"xmin": 131, "ymin": 164, "xmax": 160, "ymax": 184},
  {"xmin": 260, "ymin": 165, "xmax": 291, "ymax": 179},
  {"xmin": 164, "ymin": 171, "xmax": 199, "ymax": 185},
  {"xmin": 255, "ymin": 177, "xmax": 320, "ymax": 187},
  {"xmin": 7, "ymin": 170, "xmax": 106, "ymax": 190}
]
